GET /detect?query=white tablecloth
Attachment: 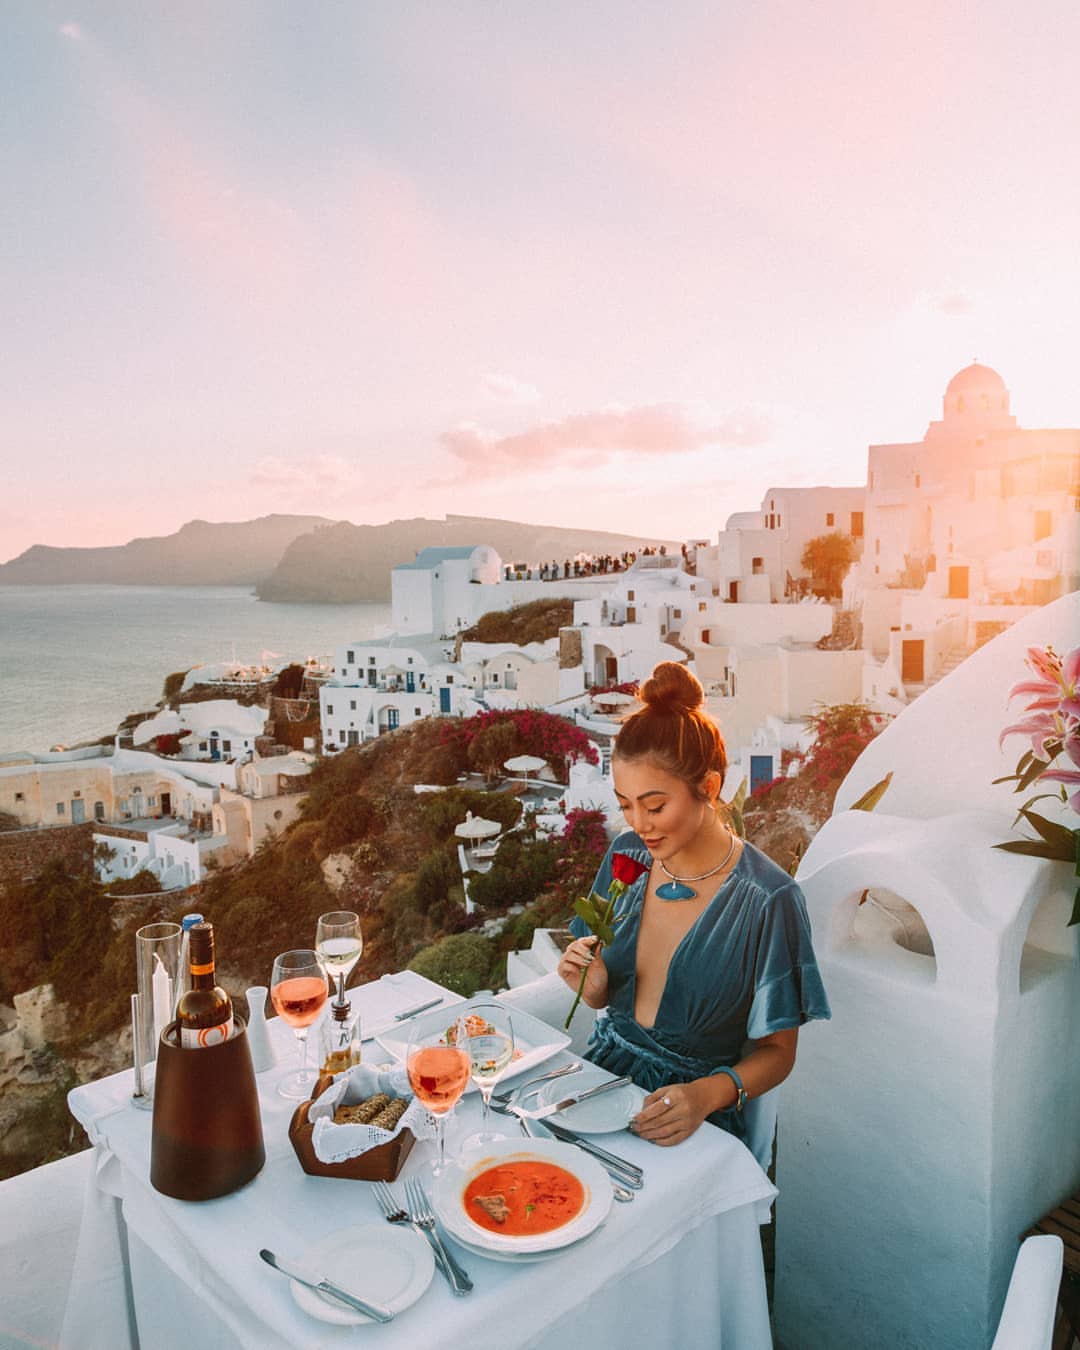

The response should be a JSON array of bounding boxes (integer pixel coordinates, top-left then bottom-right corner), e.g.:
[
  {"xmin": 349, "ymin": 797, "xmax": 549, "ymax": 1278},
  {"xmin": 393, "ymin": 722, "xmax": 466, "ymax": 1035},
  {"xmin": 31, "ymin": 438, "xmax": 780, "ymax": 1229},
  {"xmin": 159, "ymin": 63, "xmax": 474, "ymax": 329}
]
[{"xmin": 62, "ymin": 971, "xmax": 776, "ymax": 1350}]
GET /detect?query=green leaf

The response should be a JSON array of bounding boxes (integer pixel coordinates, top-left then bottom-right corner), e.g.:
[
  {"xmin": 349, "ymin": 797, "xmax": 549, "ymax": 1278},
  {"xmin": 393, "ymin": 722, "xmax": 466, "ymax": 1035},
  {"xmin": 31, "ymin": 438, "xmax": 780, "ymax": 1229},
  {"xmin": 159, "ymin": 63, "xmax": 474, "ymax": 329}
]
[
  {"xmin": 731, "ymin": 777, "xmax": 748, "ymax": 815},
  {"xmin": 1068, "ymin": 886, "xmax": 1080, "ymax": 928},
  {"xmin": 994, "ymin": 838, "xmax": 1075, "ymax": 862},
  {"xmin": 1017, "ymin": 809, "xmax": 1078, "ymax": 852},
  {"xmin": 573, "ymin": 897, "xmax": 601, "ymax": 930},
  {"xmin": 850, "ymin": 772, "xmax": 892, "ymax": 812},
  {"xmin": 991, "ymin": 773, "xmax": 1021, "ymax": 786},
  {"xmin": 1017, "ymin": 756, "xmax": 1052, "ymax": 793}
]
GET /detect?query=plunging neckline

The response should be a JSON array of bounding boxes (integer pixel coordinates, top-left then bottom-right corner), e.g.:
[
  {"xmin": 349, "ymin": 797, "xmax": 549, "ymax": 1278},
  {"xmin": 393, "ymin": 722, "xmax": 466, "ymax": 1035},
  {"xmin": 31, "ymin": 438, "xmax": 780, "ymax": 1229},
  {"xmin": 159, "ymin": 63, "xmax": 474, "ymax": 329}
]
[{"xmin": 630, "ymin": 846, "xmax": 748, "ymax": 1031}]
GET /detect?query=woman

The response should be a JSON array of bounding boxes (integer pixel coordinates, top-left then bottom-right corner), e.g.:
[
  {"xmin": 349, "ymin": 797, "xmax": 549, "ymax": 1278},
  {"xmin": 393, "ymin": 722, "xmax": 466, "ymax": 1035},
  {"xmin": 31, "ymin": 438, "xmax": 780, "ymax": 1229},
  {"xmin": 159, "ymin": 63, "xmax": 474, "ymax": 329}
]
[{"xmin": 558, "ymin": 661, "xmax": 829, "ymax": 1147}]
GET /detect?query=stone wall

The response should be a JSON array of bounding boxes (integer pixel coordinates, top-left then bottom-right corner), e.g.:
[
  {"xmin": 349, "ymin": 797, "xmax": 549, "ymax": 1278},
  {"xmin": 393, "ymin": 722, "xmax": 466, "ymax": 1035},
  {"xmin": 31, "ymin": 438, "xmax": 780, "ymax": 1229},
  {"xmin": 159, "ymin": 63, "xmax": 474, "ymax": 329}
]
[{"xmin": 0, "ymin": 823, "xmax": 94, "ymax": 895}]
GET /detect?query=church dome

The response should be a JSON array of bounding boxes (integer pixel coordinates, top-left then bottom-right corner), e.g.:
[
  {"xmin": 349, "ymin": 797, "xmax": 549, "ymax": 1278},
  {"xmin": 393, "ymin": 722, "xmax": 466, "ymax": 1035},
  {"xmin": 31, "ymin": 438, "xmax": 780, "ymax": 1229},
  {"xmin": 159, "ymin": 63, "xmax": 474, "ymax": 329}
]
[
  {"xmin": 945, "ymin": 363, "xmax": 1007, "ymax": 396},
  {"xmin": 941, "ymin": 362, "xmax": 1011, "ymax": 421}
]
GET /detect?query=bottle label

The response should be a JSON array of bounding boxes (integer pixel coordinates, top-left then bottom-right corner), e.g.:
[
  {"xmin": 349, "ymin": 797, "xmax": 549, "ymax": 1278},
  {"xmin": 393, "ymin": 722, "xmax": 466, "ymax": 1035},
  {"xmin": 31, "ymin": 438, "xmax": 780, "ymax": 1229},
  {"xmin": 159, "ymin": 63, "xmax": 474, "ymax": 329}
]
[{"xmin": 180, "ymin": 1015, "xmax": 235, "ymax": 1050}]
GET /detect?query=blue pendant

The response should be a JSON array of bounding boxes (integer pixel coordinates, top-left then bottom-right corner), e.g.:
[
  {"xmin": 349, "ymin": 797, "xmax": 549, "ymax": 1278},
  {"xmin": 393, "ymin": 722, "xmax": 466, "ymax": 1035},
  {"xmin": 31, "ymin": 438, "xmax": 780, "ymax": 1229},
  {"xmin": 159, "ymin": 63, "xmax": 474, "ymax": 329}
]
[{"xmin": 656, "ymin": 880, "xmax": 697, "ymax": 901}]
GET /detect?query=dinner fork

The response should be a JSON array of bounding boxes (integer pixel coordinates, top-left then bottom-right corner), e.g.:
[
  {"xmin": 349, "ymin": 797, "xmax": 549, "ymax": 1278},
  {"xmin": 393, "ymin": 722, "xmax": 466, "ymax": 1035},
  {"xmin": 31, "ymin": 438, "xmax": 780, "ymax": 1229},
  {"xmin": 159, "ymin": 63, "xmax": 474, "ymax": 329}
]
[
  {"xmin": 372, "ymin": 1182, "xmax": 465, "ymax": 1296},
  {"xmin": 404, "ymin": 1178, "xmax": 473, "ymax": 1296}
]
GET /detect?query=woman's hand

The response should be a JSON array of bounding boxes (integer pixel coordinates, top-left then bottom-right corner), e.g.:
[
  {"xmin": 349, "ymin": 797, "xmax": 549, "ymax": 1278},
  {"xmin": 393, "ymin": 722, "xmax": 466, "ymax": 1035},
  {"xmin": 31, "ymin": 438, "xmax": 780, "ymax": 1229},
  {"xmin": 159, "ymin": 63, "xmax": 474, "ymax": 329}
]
[
  {"xmin": 557, "ymin": 935, "xmax": 609, "ymax": 1009},
  {"xmin": 631, "ymin": 1080, "xmax": 713, "ymax": 1146}
]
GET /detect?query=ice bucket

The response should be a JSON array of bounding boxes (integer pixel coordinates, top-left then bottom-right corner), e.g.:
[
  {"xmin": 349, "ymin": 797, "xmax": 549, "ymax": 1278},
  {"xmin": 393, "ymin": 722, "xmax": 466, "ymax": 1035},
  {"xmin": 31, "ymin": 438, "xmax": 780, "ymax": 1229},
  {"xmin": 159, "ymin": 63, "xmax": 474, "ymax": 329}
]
[{"xmin": 150, "ymin": 1015, "xmax": 265, "ymax": 1201}]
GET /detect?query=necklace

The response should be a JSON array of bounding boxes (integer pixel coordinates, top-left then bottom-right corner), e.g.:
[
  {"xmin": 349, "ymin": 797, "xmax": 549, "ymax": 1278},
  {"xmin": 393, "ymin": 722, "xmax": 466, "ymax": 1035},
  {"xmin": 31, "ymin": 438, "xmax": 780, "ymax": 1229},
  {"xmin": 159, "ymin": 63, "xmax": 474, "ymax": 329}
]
[{"xmin": 655, "ymin": 829, "xmax": 737, "ymax": 901}]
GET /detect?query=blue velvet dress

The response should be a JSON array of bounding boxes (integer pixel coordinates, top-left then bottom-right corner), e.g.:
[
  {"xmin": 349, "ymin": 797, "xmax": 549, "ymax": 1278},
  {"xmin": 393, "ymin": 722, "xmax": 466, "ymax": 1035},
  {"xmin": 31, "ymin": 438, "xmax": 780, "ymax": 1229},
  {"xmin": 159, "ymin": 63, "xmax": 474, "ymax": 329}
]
[{"xmin": 569, "ymin": 830, "xmax": 830, "ymax": 1143}]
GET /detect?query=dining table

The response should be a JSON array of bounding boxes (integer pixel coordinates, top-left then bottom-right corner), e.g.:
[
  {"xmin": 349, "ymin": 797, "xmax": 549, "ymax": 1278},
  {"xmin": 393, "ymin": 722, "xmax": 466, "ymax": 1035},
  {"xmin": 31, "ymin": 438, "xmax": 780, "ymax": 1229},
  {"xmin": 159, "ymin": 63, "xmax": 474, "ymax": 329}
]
[{"xmin": 61, "ymin": 970, "xmax": 777, "ymax": 1350}]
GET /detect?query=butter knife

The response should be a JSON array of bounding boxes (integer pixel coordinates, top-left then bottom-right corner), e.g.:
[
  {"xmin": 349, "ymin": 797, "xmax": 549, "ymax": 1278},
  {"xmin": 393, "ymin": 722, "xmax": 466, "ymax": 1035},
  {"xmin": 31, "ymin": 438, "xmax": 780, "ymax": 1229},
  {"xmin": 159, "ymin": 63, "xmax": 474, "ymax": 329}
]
[
  {"xmin": 259, "ymin": 1248, "xmax": 394, "ymax": 1323},
  {"xmin": 508, "ymin": 1075, "xmax": 633, "ymax": 1121}
]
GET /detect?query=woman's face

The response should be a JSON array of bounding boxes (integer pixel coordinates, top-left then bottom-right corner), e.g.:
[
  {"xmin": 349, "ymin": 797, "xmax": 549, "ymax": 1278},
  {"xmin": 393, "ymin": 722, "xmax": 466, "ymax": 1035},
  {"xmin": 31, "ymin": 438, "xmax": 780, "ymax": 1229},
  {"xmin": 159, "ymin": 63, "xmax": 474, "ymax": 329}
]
[{"xmin": 612, "ymin": 755, "xmax": 714, "ymax": 861}]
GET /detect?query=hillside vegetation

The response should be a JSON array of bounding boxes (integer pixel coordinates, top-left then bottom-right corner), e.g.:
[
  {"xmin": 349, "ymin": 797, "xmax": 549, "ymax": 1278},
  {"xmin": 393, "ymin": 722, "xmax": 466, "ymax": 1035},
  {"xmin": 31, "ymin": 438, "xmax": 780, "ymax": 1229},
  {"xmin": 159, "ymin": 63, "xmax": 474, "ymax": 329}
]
[{"xmin": 458, "ymin": 597, "xmax": 574, "ymax": 646}]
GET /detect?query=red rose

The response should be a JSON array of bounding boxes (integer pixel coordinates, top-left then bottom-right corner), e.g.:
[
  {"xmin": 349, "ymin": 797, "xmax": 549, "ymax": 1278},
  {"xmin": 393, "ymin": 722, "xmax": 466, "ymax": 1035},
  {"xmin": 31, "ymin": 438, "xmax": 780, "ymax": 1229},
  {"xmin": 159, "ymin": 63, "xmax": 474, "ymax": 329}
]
[{"xmin": 611, "ymin": 853, "xmax": 649, "ymax": 887}]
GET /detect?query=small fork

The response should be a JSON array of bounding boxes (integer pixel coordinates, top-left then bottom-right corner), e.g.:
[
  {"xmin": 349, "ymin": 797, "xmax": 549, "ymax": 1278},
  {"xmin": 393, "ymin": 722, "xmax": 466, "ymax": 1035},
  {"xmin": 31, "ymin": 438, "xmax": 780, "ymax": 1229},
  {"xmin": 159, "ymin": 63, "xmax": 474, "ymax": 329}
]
[{"xmin": 404, "ymin": 1178, "xmax": 473, "ymax": 1296}]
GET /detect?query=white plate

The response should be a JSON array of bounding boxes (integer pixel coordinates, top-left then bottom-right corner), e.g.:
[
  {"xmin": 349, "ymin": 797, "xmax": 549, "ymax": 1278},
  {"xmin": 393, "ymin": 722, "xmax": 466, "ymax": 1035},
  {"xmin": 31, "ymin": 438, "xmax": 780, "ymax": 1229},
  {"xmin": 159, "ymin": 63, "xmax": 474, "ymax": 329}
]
[
  {"xmin": 445, "ymin": 1219, "xmax": 609, "ymax": 1263},
  {"xmin": 430, "ymin": 1137, "xmax": 613, "ymax": 1255},
  {"xmin": 534, "ymin": 1063, "xmax": 646, "ymax": 1134},
  {"xmin": 375, "ymin": 998, "xmax": 571, "ymax": 1095},
  {"xmin": 288, "ymin": 1224, "xmax": 434, "ymax": 1326}
]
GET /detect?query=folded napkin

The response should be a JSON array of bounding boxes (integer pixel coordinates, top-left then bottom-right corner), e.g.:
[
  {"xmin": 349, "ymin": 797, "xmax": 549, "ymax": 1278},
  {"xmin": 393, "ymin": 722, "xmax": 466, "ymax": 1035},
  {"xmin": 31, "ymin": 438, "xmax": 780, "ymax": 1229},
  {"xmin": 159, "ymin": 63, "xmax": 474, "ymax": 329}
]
[{"xmin": 308, "ymin": 1063, "xmax": 437, "ymax": 1164}]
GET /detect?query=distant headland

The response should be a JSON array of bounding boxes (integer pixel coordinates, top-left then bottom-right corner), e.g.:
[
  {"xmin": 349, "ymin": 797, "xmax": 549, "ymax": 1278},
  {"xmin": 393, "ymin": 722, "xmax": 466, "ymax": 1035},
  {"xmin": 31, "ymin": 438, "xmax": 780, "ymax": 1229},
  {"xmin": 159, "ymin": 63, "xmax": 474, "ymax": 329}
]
[{"xmin": 0, "ymin": 513, "xmax": 676, "ymax": 603}]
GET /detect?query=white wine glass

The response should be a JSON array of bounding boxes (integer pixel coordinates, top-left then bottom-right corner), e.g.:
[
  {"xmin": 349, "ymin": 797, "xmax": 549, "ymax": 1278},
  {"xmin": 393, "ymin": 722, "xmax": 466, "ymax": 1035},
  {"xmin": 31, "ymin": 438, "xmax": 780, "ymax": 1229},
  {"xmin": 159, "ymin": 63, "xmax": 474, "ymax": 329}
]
[
  {"xmin": 315, "ymin": 911, "xmax": 363, "ymax": 1002},
  {"xmin": 461, "ymin": 1003, "xmax": 515, "ymax": 1151},
  {"xmin": 270, "ymin": 950, "xmax": 329, "ymax": 1100}
]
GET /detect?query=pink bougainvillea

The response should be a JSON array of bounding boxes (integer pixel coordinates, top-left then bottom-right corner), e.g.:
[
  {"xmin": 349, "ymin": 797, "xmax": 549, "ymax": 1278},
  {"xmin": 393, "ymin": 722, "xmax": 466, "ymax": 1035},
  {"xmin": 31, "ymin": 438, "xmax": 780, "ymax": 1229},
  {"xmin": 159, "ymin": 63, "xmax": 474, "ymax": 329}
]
[{"xmin": 439, "ymin": 708, "xmax": 598, "ymax": 780}]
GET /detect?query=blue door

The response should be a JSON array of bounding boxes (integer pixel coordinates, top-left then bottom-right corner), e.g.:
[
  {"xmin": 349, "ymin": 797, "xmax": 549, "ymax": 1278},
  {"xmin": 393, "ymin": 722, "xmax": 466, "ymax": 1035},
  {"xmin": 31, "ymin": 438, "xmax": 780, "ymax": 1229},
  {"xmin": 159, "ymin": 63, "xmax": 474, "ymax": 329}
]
[
  {"xmin": 439, "ymin": 687, "xmax": 451, "ymax": 713},
  {"xmin": 406, "ymin": 671, "xmax": 415, "ymax": 693},
  {"xmin": 750, "ymin": 755, "xmax": 773, "ymax": 793}
]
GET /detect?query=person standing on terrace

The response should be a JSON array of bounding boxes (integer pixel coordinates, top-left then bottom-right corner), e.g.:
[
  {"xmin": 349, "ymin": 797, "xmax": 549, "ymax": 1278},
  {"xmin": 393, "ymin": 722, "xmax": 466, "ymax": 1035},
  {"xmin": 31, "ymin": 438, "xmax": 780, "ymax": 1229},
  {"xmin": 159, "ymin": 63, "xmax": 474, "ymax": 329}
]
[{"xmin": 558, "ymin": 661, "xmax": 830, "ymax": 1147}]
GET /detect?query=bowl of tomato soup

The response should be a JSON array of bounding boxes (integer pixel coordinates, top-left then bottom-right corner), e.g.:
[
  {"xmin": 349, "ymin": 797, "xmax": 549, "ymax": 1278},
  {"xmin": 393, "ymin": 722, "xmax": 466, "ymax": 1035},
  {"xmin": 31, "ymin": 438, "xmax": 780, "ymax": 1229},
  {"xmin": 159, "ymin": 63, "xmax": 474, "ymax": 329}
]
[
  {"xmin": 464, "ymin": 1159, "xmax": 585, "ymax": 1236},
  {"xmin": 431, "ymin": 1138, "xmax": 613, "ymax": 1254}
]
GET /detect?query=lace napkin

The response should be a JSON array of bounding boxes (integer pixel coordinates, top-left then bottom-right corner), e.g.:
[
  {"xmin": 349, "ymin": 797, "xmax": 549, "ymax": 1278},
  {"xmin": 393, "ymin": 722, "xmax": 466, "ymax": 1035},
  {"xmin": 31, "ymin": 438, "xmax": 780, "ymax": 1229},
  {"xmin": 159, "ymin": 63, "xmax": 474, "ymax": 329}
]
[{"xmin": 309, "ymin": 1063, "xmax": 437, "ymax": 1164}]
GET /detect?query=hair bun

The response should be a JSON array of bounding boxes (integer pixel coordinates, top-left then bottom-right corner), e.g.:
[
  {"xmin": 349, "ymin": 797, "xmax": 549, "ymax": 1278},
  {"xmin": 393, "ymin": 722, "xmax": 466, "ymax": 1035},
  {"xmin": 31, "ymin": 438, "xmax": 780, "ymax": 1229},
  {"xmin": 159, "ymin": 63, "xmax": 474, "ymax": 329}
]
[{"xmin": 639, "ymin": 661, "xmax": 703, "ymax": 714}]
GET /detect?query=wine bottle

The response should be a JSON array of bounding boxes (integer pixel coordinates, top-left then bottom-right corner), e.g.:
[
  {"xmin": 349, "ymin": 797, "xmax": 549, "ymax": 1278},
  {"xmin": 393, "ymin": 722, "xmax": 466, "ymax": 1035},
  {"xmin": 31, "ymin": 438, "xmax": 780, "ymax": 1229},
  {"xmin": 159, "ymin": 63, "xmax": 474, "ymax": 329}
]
[
  {"xmin": 176, "ymin": 922, "xmax": 234, "ymax": 1049},
  {"xmin": 171, "ymin": 912, "xmax": 205, "ymax": 1019}
]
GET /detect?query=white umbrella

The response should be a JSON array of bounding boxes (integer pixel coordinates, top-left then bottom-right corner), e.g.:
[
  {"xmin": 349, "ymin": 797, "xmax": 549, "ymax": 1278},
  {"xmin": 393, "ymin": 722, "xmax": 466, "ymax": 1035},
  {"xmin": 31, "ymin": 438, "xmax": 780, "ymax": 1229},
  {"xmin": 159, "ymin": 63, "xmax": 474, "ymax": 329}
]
[
  {"xmin": 454, "ymin": 811, "xmax": 503, "ymax": 841},
  {"xmin": 593, "ymin": 690, "xmax": 637, "ymax": 707},
  {"xmin": 503, "ymin": 754, "xmax": 548, "ymax": 776}
]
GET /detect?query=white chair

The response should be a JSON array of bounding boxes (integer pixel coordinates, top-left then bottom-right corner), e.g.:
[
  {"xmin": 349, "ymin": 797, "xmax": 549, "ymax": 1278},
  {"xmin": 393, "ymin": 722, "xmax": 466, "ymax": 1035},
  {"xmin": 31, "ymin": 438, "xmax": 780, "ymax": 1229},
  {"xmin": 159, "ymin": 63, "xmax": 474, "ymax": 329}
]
[{"xmin": 990, "ymin": 1235, "xmax": 1064, "ymax": 1350}]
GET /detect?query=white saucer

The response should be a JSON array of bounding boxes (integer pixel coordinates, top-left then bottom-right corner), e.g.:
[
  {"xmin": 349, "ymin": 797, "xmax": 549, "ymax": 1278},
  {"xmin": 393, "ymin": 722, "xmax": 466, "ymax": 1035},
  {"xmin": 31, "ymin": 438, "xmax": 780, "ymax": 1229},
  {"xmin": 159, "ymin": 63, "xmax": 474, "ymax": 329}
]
[
  {"xmin": 534, "ymin": 1064, "xmax": 646, "ymax": 1133},
  {"xmin": 447, "ymin": 1219, "xmax": 609, "ymax": 1263},
  {"xmin": 288, "ymin": 1223, "xmax": 434, "ymax": 1326}
]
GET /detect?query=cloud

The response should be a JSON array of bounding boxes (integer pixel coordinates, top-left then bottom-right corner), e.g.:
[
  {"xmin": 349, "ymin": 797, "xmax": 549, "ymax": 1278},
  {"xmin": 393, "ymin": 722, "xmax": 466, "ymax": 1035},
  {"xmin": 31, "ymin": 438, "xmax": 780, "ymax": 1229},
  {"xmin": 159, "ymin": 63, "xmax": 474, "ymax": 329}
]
[
  {"xmin": 479, "ymin": 371, "xmax": 541, "ymax": 405},
  {"xmin": 59, "ymin": 22, "xmax": 83, "ymax": 40},
  {"xmin": 936, "ymin": 292, "xmax": 973, "ymax": 316},
  {"xmin": 440, "ymin": 402, "xmax": 770, "ymax": 471},
  {"xmin": 249, "ymin": 454, "xmax": 355, "ymax": 490}
]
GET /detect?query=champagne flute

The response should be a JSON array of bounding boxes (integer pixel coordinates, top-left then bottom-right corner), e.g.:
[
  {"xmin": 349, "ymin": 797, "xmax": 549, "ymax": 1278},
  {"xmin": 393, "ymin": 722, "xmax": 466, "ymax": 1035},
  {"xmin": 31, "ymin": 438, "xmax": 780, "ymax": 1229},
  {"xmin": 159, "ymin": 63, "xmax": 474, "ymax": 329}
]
[
  {"xmin": 406, "ymin": 1013, "xmax": 471, "ymax": 1176},
  {"xmin": 461, "ymin": 1003, "xmax": 515, "ymax": 1150},
  {"xmin": 270, "ymin": 950, "xmax": 329, "ymax": 1100},
  {"xmin": 315, "ymin": 911, "xmax": 363, "ymax": 1002}
]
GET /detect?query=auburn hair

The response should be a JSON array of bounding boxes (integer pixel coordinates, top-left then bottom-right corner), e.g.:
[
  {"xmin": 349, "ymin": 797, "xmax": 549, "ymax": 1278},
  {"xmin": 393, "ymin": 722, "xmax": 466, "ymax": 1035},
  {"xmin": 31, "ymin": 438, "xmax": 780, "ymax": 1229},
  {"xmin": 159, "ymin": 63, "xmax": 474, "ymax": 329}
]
[{"xmin": 614, "ymin": 662, "xmax": 727, "ymax": 797}]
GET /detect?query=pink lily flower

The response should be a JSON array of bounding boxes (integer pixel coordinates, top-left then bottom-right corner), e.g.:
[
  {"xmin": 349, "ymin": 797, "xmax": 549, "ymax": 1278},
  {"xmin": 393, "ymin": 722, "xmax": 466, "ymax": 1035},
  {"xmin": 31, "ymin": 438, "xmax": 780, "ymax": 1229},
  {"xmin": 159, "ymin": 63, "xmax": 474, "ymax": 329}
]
[{"xmin": 1026, "ymin": 647, "xmax": 1062, "ymax": 683}]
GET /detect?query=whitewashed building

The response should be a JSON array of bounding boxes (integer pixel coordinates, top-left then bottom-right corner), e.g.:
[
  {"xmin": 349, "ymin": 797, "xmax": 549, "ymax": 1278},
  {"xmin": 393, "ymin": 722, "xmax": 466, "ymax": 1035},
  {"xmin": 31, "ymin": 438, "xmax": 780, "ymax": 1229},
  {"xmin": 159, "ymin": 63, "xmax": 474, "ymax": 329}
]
[
  {"xmin": 851, "ymin": 362, "xmax": 1080, "ymax": 706},
  {"xmin": 319, "ymin": 636, "xmax": 479, "ymax": 751},
  {"xmin": 390, "ymin": 543, "xmax": 606, "ymax": 638},
  {"xmin": 131, "ymin": 700, "xmax": 268, "ymax": 762},
  {"xmin": 696, "ymin": 485, "xmax": 866, "ymax": 603}
]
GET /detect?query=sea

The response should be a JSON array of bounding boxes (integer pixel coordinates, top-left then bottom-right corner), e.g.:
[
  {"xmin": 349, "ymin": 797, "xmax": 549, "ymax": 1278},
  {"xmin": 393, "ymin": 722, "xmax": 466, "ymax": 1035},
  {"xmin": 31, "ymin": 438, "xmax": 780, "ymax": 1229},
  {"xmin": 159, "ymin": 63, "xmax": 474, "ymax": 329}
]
[{"xmin": 0, "ymin": 585, "xmax": 392, "ymax": 754}]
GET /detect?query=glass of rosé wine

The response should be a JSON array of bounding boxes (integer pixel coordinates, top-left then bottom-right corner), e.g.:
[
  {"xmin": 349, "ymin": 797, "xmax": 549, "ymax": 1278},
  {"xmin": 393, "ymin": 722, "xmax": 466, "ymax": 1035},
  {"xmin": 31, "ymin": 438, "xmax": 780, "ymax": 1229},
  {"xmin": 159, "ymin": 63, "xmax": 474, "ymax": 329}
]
[
  {"xmin": 270, "ymin": 949, "xmax": 329, "ymax": 1100},
  {"xmin": 406, "ymin": 1013, "xmax": 471, "ymax": 1175}
]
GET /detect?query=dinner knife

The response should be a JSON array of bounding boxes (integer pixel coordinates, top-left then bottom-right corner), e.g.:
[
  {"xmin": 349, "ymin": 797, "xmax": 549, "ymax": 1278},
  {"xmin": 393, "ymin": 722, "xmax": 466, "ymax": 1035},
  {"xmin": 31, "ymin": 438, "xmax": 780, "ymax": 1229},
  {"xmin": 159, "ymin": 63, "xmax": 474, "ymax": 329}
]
[
  {"xmin": 539, "ymin": 1119, "xmax": 645, "ymax": 1186},
  {"xmin": 259, "ymin": 1249, "xmax": 394, "ymax": 1323},
  {"xmin": 508, "ymin": 1075, "xmax": 634, "ymax": 1121}
]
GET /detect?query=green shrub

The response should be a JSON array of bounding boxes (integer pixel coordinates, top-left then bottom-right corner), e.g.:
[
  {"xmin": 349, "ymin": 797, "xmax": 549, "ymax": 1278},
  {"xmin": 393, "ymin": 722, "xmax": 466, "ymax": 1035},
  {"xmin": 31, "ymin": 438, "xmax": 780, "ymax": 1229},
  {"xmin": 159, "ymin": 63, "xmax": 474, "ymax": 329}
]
[
  {"xmin": 466, "ymin": 836, "xmax": 557, "ymax": 912},
  {"xmin": 414, "ymin": 848, "xmax": 459, "ymax": 913},
  {"xmin": 407, "ymin": 932, "xmax": 497, "ymax": 996},
  {"xmin": 104, "ymin": 868, "xmax": 163, "ymax": 896},
  {"xmin": 321, "ymin": 793, "xmax": 377, "ymax": 852},
  {"xmin": 419, "ymin": 789, "xmax": 521, "ymax": 845}
]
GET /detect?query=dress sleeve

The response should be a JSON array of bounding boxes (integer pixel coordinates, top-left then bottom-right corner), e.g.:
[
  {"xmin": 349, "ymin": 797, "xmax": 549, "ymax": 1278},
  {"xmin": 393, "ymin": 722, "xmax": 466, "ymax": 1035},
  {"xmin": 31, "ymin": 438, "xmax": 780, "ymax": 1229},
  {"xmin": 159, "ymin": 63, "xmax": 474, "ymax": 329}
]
[{"xmin": 746, "ymin": 881, "xmax": 831, "ymax": 1039}]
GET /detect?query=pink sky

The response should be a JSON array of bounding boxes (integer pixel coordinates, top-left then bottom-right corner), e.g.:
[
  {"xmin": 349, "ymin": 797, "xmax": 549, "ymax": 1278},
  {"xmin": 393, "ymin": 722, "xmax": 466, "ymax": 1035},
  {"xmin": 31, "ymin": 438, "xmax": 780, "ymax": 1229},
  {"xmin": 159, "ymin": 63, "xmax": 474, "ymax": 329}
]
[{"xmin": 2, "ymin": 2, "xmax": 1078, "ymax": 561}]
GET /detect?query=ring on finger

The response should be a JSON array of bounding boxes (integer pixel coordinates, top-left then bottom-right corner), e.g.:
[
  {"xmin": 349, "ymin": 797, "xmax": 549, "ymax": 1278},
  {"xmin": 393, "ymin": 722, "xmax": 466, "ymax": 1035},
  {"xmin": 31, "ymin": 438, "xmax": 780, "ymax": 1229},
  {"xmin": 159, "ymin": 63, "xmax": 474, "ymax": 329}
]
[{"xmin": 662, "ymin": 1094, "xmax": 672, "ymax": 1107}]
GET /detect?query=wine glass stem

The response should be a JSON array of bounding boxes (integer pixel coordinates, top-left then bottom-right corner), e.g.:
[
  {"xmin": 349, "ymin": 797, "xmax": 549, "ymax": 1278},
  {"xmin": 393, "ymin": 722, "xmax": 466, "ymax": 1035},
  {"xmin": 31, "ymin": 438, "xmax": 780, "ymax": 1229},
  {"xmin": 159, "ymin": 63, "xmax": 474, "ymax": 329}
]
[
  {"xmin": 337, "ymin": 972, "xmax": 345, "ymax": 1002},
  {"xmin": 296, "ymin": 1028, "xmax": 308, "ymax": 1077},
  {"xmin": 435, "ymin": 1114, "xmax": 447, "ymax": 1171},
  {"xmin": 480, "ymin": 1086, "xmax": 492, "ymax": 1130}
]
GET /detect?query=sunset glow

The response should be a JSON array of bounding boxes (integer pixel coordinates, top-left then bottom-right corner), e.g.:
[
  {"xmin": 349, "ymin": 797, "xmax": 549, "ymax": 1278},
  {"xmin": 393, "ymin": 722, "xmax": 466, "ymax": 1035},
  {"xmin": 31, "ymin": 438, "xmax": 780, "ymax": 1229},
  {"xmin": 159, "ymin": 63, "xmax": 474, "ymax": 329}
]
[{"xmin": 2, "ymin": 2, "xmax": 1079, "ymax": 558}]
